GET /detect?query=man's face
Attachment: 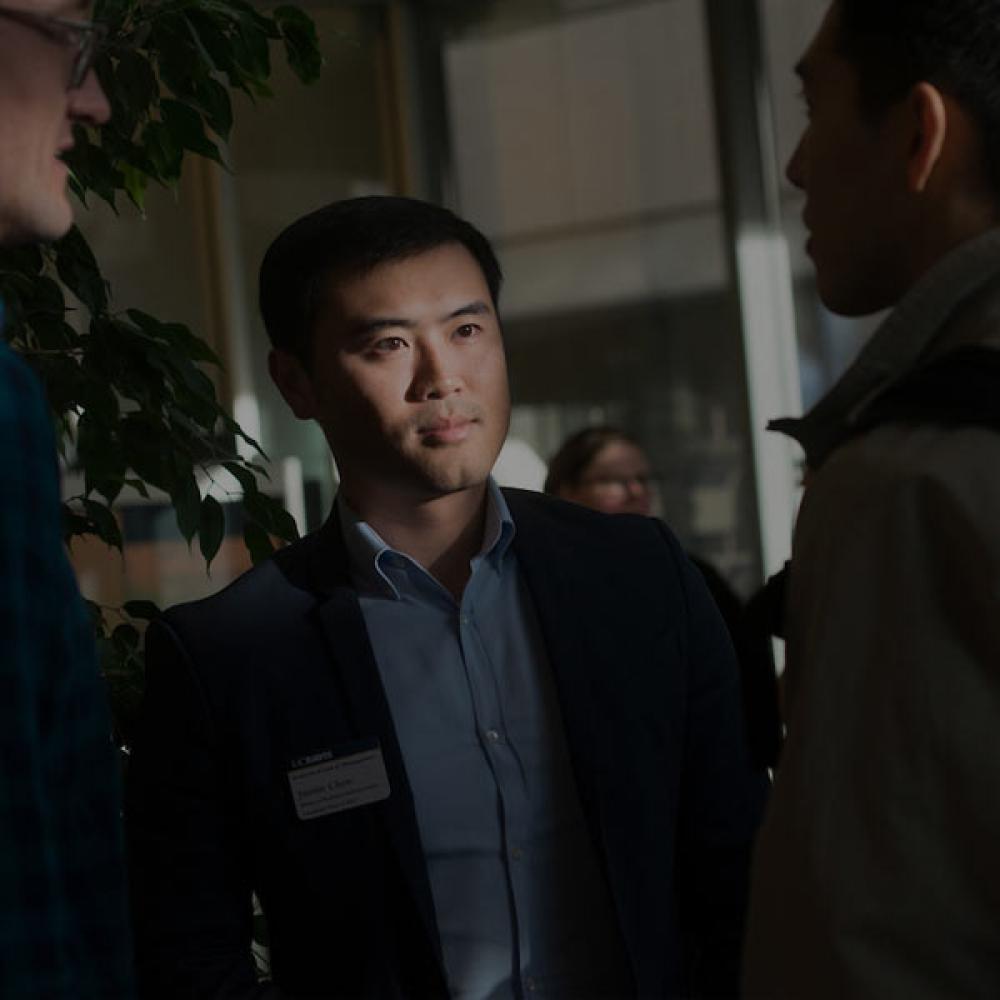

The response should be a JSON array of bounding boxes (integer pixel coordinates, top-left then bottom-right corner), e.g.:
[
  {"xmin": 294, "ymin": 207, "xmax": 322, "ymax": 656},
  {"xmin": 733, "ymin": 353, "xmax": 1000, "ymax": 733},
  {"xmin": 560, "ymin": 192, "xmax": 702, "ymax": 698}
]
[
  {"xmin": 0, "ymin": 0, "xmax": 110, "ymax": 244},
  {"xmin": 285, "ymin": 243, "xmax": 511, "ymax": 507},
  {"xmin": 787, "ymin": 3, "xmax": 913, "ymax": 315}
]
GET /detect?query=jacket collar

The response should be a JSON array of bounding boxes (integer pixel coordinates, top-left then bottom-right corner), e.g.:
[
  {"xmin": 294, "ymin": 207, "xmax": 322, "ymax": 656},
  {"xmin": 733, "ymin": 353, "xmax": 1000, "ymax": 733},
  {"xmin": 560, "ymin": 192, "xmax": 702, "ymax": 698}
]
[{"xmin": 771, "ymin": 226, "xmax": 1000, "ymax": 469}]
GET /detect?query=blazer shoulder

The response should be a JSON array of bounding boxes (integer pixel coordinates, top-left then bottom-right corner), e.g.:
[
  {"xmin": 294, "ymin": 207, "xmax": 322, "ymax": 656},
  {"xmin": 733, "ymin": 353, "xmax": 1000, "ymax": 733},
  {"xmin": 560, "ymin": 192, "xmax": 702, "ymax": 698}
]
[
  {"xmin": 503, "ymin": 488, "xmax": 688, "ymax": 586},
  {"xmin": 160, "ymin": 528, "xmax": 328, "ymax": 642},
  {"xmin": 504, "ymin": 487, "xmax": 681, "ymax": 543}
]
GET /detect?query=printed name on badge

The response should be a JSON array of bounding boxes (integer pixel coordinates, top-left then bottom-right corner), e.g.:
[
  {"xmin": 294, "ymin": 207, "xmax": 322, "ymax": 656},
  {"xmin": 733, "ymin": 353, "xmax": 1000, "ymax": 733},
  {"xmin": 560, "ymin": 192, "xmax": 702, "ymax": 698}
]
[{"xmin": 288, "ymin": 746, "xmax": 390, "ymax": 821}]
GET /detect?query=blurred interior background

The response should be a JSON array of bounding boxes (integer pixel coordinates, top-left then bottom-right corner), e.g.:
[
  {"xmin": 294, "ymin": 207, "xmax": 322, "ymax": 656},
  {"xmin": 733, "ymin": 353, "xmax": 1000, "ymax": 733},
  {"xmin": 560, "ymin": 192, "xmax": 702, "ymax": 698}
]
[{"xmin": 70, "ymin": 0, "xmax": 881, "ymax": 611}]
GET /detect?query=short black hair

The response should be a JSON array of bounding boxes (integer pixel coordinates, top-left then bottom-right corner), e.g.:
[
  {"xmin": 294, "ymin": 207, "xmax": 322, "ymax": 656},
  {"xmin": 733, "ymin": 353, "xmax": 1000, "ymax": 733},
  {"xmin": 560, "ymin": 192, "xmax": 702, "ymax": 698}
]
[
  {"xmin": 259, "ymin": 196, "xmax": 503, "ymax": 359},
  {"xmin": 837, "ymin": 0, "xmax": 1000, "ymax": 189},
  {"xmin": 544, "ymin": 426, "xmax": 640, "ymax": 496}
]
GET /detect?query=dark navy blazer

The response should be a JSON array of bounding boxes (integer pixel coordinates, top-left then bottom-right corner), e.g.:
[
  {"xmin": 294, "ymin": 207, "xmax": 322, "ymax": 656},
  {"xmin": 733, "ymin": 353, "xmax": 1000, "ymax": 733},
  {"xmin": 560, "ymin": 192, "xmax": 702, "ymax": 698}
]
[{"xmin": 127, "ymin": 490, "xmax": 767, "ymax": 999}]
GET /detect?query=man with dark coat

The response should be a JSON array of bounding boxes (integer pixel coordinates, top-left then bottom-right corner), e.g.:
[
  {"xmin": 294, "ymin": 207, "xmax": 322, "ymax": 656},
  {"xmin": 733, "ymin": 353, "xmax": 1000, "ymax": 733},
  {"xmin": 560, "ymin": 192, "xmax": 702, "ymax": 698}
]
[
  {"xmin": 127, "ymin": 196, "xmax": 767, "ymax": 999},
  {"xmin": 745, "ymin": 3, "xmax": 1000, "ymax": 997}
]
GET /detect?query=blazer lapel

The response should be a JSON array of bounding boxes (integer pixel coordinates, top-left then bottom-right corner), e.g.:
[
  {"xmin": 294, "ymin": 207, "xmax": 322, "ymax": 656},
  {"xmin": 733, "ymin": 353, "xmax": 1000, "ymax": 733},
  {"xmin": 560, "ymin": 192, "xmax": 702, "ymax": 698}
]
[
  {"xmin": 505, "ymin": 491, "xmax": 642, "ymax": 977},
  {"xmin": 505, "ymin": 493, "xmax": 608, "ymax": 846},
  {"xmin": 306, "ymin": 514, "xmax": 445, "ymax": 972}
]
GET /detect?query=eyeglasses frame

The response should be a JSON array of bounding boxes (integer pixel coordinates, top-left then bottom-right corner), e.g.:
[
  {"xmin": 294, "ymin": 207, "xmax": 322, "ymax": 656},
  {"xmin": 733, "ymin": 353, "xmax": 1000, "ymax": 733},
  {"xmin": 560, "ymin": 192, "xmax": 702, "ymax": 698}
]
[{"xmin": 0, "ymin": 6, "xmax": 107, "ymax": 90}]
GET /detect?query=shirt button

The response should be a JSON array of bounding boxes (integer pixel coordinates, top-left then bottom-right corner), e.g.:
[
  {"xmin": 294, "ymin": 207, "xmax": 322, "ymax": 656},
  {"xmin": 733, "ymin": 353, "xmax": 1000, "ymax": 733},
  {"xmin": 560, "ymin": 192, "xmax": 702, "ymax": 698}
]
[
  {"xmin": 525, "ymin": 977, "xmax": 537, "ymax": 992},
  {"xmin": 459, "ymin": 614, "xmax": 471, "ymax": 626},
  {"xmin": 511, "ymin": 846, "xmax": 523, "ymax": 861},
  {"xmin": 485, "ymin": 729, "xmax": 501, "ymax": 743}
]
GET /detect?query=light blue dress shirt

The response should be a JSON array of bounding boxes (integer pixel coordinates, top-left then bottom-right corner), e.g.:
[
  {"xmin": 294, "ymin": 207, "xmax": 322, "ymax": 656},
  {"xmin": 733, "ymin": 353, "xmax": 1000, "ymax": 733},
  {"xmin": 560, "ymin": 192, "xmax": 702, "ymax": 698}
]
[{"xmin": 339, "ymin": 480, "xmax": 631, "ymax": 1000}]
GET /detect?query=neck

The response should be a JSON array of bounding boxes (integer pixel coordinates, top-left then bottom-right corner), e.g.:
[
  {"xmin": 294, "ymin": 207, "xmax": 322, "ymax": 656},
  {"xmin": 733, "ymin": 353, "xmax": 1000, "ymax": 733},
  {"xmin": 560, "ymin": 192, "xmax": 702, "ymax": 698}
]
[
  {"xmin": 343, "ymin": 480, "xmax": 491, "ymax": 601},
  {"xmin": 903, "ymin": 198, "xmax": 1000, "ymax": 293}
]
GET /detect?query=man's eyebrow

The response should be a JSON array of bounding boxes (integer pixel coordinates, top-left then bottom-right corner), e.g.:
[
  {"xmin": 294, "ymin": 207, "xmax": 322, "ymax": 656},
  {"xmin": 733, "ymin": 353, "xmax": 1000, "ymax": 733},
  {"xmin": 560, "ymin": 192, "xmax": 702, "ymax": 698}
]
[
  {"xmin": 352, "ymin": 316, "xmax": 418, "ymax": 336},
  {"xmin": 443, "ymin": 301, "xmax": 492, "ymax": 322},
  {"xmin": 348, "ymin": 300, "xmax": 493, "ymax": 338}
]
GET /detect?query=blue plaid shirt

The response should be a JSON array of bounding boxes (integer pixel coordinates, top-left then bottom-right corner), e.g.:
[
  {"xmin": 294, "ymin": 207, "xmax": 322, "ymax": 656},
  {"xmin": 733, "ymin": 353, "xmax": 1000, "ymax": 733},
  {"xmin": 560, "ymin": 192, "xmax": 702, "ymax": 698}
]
[{"xmin": 0, "ymin": 340, "xmax": 133, "ymax": 997}]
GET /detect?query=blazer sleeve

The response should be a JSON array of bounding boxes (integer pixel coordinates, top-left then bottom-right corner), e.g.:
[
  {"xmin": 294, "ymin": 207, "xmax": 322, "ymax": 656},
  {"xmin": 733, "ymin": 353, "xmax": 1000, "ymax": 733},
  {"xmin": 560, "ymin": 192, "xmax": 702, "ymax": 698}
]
[
  {"xmin": 662, "ymin": 524, "xmax": 769, "ymax": 997},
  {"xmin": 126, "ymin": 619, "xmax": 280, "ymax": 1000}
]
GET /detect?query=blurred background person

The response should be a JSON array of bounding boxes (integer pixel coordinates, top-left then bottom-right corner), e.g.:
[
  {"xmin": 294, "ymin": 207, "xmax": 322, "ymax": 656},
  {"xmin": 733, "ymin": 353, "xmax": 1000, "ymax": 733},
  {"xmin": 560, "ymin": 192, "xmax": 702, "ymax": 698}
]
[
  {"xmin": 546, "ymin": 426, "xmax": 781, "ymax": 769},
  {"xmin": 0, "ymin": 2, "xmax": 133, "ymax": 996}
]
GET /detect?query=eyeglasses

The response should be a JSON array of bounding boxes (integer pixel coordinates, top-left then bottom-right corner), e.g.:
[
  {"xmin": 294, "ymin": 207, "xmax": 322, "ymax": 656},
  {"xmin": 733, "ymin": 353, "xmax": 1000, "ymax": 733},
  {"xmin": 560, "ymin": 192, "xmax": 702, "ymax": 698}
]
[
  {"xmin": 0, "ymin": 7, "xmax": 107, "ymax": 90},
  {"xmin": 579, "ymin": 473, "xmax": 655, "ymax": 494}
]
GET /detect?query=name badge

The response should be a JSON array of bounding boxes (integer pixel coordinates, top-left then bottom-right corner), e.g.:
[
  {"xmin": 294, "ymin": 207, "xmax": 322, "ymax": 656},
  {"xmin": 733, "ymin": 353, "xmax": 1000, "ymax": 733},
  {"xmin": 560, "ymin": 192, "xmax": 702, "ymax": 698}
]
[{"xmin": 287, "ymin": 744, "xmax": 390, "ymax": 821}]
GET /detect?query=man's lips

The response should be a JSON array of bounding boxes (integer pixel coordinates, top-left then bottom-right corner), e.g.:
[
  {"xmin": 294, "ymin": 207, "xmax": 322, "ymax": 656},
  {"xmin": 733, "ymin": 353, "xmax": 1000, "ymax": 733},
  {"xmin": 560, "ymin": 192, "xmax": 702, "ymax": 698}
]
[{"xmin": 417, "ymin": 417, "xmax": 477, "ymax": 444}]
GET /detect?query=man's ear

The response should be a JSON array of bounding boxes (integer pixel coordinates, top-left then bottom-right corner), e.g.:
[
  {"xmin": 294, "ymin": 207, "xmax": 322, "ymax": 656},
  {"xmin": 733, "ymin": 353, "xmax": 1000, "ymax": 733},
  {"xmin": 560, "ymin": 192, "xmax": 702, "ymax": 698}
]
[
  {"xmin": 907, "ymin": 81, "xmax": 948, "ymax": 193},
  {"xmin": 268, "ymin": 348, "xmax": 317, "ymax": 420}
]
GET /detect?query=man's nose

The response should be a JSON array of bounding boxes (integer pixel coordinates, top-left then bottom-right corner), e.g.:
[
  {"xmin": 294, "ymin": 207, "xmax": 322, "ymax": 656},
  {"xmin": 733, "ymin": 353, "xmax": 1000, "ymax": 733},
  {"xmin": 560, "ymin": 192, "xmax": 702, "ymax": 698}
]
[
  {"xmin": 69, "ymin": 68, "xmax": 111, "ymax": 127},
  {"xmin": 408, "ymin": 347, "xmax": 463, "ymax": 401}
]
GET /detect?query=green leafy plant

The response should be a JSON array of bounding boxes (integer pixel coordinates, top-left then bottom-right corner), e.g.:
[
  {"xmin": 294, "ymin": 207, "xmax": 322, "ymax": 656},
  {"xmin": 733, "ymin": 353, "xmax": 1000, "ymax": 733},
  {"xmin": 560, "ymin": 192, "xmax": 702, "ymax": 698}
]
[{"xmin": 0, "ymin": 0, "xmax": 322, "ymax": 742}]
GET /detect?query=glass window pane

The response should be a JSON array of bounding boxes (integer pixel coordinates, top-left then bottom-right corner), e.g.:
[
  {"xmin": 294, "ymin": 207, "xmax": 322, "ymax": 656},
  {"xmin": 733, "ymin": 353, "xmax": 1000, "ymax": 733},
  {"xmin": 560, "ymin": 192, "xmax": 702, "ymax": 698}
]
[{"xmin": 441, "ymin": 0, "xmax": 763, "ymax": 593}]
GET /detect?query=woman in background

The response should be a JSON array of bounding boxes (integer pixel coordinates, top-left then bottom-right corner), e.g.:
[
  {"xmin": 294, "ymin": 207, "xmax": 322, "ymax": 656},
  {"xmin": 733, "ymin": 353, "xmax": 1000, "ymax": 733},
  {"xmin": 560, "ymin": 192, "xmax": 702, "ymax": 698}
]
[{"xmin": 545, "ymin": 426, "xmax": 781, "ymax": 769}]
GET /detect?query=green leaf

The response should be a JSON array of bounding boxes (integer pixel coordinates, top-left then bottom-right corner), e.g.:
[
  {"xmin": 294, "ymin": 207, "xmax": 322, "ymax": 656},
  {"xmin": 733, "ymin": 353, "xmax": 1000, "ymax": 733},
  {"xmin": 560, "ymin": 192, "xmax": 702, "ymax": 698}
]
[
  {"xmin": 27, "ymin": 315, "xmax": 78, "ymax": 351},
  {"xmin": 113, "ymin": 622, "xmax": 141, "ymax": 651},
  {"xmin": 183, "ymin": 9, "xmax": 236, "ymax": 76},
  {"xmin": 122, "ymin": 599, "xmax": 162, "ymax": 622},
  {"xmin": 82, "ymin": 497, "xmax": 124, "ymax": 551},
  {"xmin": 121, "ymin": 415, "xmax": 172, "ymax": 490},
  {"xmin": 244, "ymin": 489, "xmax": 299, "ymax": 542},
  {"xmin": 231, "ymin": 20, "xmax": 271, "ymax": 79},
  {"xmin": 160, "ymin": 99, "xmax": 225, "ymax": 166},
  {"xmin": 127, "ymin": 309, "xmax": 222, "ymax": 366},
  {"xmin": 77, "ymin": 411, "xmax": 126, "ymax": 503},
  {"xmin": 171, "ymin": 471, "xmax": 201, "ymax": 544},
  {"xmin": 152, "ymin": 14, "xmax": 202, "ymax": 102},
  {"xmin": 222, "ymin": 459, "xmax": 260, "ymax": 498},
  {"xmin": 141, "ymin": 120, "xmax": 183, "ymax": 184},
  {"xmin": 77, "ymin": 373, "xmax": 119, "ymax": 425},
  {"xmin": 53, "ymin": 226, "xmax": 109, "ymax": 313},
  {"xmin": 39, "ymin": 355, "xmax": 85, "ymax": 414},
  {"xmin": 97, "ymin": 634, "xmax": 124, "ymax": 675},
  {"xmin": 115, "ymin": 49, "xmax": 160, "ymax": 110},
  {"xmin": 63, "ymin": 130, "xmax": 123, "ymax": 211},
  {"xmin": 64, "ymin": 508, "xmax": 93, "ymax": 543},
  {"xmin": 21, "ymin": 275, "xmax": 66, "ymax": 317},
  {"xmin": 220, "ymin": 411, "xmax": 268, "ymax": 460},
  {"xmin": 124, "ymin": 478, "xmax": 151, "ymax": 499},
  {"xmin": 243, "ymin": 519, "xmax": 274, "ymax": 565},
  {"xmin": 0, "ymin": 243, "xmax": 44, "ymax": 276},
  {"xmin": 199, "ymin": 494, "xmax": 226, "ymax": 567},
  {"xmin": 121, "ymin": 163, "xmax": 149, "ymax": 213},
  {"xmin": 275, "ymin": 6, "xmax": 321, "ymax": 84},
  {"xmin": 193, "ymin": 76, "xmax": 233, "ymax": 139}
]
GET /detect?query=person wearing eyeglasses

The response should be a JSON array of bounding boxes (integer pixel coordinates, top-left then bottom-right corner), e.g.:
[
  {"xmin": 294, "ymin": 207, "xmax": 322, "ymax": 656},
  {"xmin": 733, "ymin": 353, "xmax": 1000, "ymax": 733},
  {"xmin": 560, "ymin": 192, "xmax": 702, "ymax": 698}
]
[
  {"xmin": 0, "ymin": 0, "xmax": 108, "ymax": 242},
  {"xmin": 0, "ymin": 4, "xmax": 132, "ymax": 998},
  {"xmin": 545, "ymin": 426, "xmax": 783, "ymax": 769}
]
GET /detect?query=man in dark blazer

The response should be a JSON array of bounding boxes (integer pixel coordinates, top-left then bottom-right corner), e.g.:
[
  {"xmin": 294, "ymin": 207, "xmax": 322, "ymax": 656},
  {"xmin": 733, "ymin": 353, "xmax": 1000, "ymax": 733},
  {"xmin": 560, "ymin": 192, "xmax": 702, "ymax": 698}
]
[{"xmin": 127, "ymin": 196, "xmax": 767, "ymax": 999}]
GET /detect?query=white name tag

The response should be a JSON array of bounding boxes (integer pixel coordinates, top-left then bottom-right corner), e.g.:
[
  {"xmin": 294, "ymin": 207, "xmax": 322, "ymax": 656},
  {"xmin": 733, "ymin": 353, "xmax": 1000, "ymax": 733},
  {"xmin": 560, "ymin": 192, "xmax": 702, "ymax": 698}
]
[{"xmin": 287, "ymin": 746, "xmax": 391, "ymax": 821}]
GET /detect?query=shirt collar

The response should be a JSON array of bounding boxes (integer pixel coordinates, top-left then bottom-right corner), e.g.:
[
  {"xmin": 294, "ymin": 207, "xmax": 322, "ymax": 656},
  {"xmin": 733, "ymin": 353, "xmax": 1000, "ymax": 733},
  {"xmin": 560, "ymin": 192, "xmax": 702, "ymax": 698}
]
[
  {"xmin": 337, "ymin": 477, "xmax": 516, "ymax": 600},
  {"xmin": 770, "ymin": 227, "xmax": 1000, "ymax": 468}
]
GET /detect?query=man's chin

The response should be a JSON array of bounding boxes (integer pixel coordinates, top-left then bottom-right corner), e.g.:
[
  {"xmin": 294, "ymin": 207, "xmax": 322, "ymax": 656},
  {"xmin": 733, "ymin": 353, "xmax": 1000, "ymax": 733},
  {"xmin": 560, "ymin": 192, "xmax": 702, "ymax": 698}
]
[
  {"xmin": 407, "ymin": 455, "xmax": 498, "ymax": 499},
  {"xmin": 3, "ymin": 193, "xmax": 74, "ymax": 246}
]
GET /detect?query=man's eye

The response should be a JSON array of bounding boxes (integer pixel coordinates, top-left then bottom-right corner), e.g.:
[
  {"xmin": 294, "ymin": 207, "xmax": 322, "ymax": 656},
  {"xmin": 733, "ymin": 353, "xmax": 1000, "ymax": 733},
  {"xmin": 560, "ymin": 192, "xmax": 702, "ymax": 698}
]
[
  {"xmin": 374, "ymin": 336, "xmax": 406, "ymax": 352},
  {"xmin": 455, "ymin": 324, "xmax": 480, "ymax": 339}
]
